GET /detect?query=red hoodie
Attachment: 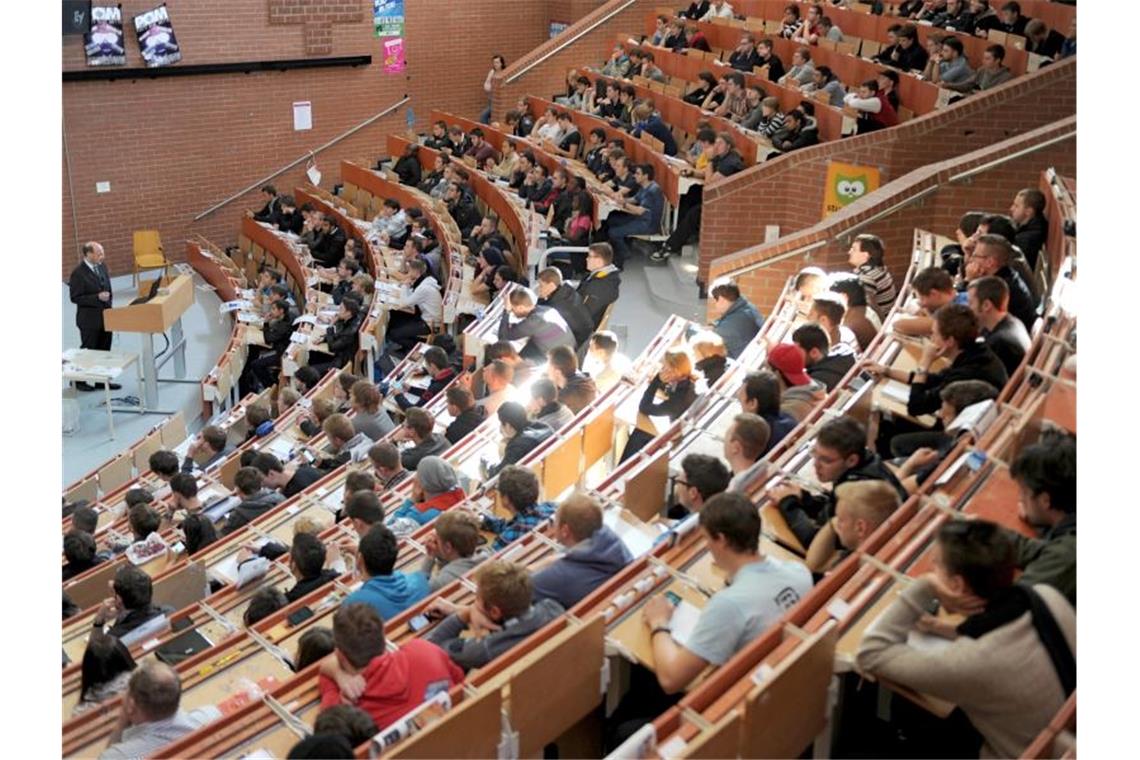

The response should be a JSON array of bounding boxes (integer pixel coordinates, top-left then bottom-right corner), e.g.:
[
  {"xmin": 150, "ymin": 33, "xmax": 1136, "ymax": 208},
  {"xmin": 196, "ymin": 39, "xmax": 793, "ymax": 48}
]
[{"xmin": 319, "ymin": 639, "xmax": 464, "ymax": 730}]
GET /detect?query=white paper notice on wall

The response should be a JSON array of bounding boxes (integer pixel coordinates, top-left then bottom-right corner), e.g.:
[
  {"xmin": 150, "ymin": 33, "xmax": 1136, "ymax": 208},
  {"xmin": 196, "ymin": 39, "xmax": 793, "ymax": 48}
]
[{"xmin": 293, "ymin": 101, "xmax": 312, "ymax": 131}]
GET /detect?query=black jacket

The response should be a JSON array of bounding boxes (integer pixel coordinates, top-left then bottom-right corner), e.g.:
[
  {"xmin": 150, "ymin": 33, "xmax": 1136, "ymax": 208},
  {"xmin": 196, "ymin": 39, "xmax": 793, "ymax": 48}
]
[
  {"xmin": 254, "ymin": 196, "xmax": 282, "ymax": 226},
  {"xmin": 729, "ymin": 48, "xmax": 763, "ymax": 73},
  {"xmin": 284, "ymin": 465, "xmax": 325, "ymax": 498},
  {"xmin": 448, "ymin": 197, "xmax": 482, "ymax": 237},
  {"xmin": 892, "ymin": 42, "xmax": 929, "ymax": 73},
  {"xmin": 638, "ymin": 376, "xmax": 696, "ymax": 422},
  {"xmin": 774, "ymin": 123, "xmax": 819, "ymax": 152},
  {"xmin": 69, "ymin": 261, "xmax": 113, "ymax": 330},
  {"xmin": 997, "ymin": 265, "xmax": 1040, "ymax": 333},
  {"xmin": 489, "ymin": 422, "xmax": 554, "ymax": 477},
  {"xmin": 395, "ymin": 368, "xmax": 457, "ymax": 410},
  {"xmin": 983, "ymin": 315, "xmax": 1031, "ymax": 377},
  {"xmin": 106, "ymin": 603, "xmax": 175, "ymax": 640},
  {"xmin": 394, "ymin": 154, "xmax": 422, "ymax": 187},
  {"xmin": 277, "ymin": 211, "xmax": 304, "ymax": 235},
  {"xmin": 263, "ymin": 313, "xmax": 295, "ymax": 355},
  {"xmin": 907, "ymin": 341, "xmax": 1009, "ymax": 418},
  {"xmin": 540, "ymin": 284, "xmax": 594, "ymax": 346},
  {"xmin": 446, "ymin": 407, "xmax": 486, "ymax": 444},
  {"xmin": 778, "ymin": 449, "xmax": 907, "ymax": 548},
  {"xmin": 756, "ymin": 51, "xmax": 785, "ymax": 82},
  {"xmin": 222, "ymin": 489, "xmax": 286, "ymax": 535},
  {"xmin": 696, "ymin": 355, "xmax": 727, "ymax": 386},
  {"xmin": 322, "ymin": 313, "xmax": 363, "ymax": 368},
  {"xmin": 310, "ymin": 226, "xmax": 347, "ymax": 268},
  {"xmin": 1014, "ymin": 214, "xmax": 1049, "ymax": 271},
  {"xmin": 285, "ymin": 569, "xmax": 340, "ymax": 603},
  {"xmin": 401, "ymin": 433, "xmax": 450, "ymax": 471},
  {"xmin": 576, "ymin": 268, "xmax": 621, "ymax": 328},
  {"xmin": 808, "ymin": 353, "xmax": 855, "ymax": 391}
]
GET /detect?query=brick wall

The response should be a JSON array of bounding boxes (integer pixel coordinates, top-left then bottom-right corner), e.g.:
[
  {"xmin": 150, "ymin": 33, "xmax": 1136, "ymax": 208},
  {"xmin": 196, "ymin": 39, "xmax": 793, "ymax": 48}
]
[
  {"xmin": 708, "ymin": 117, "xmax": 1077, "ymax": 316},
  {"xmin": 491, "ymin": 0, "xmax": 655, "ymax": 122},
  {"xmin": 699, "ymin": 57, "xmax": 1077, "ymax": 287},
  {"xmin": 62, "ymin": 0, "xmax": 585, "ymax": 277}
]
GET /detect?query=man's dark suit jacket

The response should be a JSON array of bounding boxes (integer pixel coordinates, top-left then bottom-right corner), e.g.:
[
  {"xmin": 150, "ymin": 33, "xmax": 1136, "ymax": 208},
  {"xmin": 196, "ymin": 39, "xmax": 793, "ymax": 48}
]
[{"xmin": 69, "ymin": 260, "xmax": 113, "ymax": 330}]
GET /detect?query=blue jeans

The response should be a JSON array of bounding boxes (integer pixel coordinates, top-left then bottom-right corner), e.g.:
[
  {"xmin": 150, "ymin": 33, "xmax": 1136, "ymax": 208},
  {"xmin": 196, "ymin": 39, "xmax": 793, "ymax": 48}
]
[{"xmin": 606, "ymin": 212, "xmax": 657, "ymax": 267}]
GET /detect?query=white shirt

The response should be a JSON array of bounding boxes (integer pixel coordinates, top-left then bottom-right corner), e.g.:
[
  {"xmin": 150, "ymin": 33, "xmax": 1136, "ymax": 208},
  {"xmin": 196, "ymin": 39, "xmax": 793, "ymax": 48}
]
[
  {"xmin": 398, "ymin": 275, "xmax": 443, "ymax": 324},
  {"xmin": 701, "ymin": 2, "xmax": 734, "ymax": 21},
  {"xmin": 370, "ymin": 209, "xmax": 408, "ymax": 241}
]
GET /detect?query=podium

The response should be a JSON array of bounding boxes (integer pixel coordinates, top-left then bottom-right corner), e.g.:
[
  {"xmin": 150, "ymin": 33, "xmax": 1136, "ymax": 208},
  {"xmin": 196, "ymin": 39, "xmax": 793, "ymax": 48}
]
[{"xmin": 104, "ymin": 273, "xmax": 195, "ymax": 409}]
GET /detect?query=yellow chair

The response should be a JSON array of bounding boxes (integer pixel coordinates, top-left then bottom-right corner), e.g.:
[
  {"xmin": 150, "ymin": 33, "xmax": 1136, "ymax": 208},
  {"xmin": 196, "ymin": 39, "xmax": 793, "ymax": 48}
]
[{"xmin": 132, "ymin": 229, "xmax": 170, "ymax": 286}]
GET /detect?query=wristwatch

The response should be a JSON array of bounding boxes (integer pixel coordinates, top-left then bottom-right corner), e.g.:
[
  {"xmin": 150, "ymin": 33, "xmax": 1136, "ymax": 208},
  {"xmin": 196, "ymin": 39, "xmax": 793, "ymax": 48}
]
[{"xmin": 651, "ymin": 626, "xmax": 672, "ymax": 639}]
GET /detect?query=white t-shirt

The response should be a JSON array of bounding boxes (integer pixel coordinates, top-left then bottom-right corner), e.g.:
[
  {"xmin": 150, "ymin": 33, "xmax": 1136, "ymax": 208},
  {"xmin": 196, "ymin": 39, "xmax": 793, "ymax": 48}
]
[{"xmin": 684, "ymin": 556, "xmax": 812, "ymax": 666}]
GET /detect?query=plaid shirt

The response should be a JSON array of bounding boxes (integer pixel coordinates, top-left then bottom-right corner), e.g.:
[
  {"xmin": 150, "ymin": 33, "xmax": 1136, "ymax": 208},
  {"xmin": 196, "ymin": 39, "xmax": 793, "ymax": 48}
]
[{"xmin": 484, "ymin": 501, "xmax": 556, "ymax": 552}]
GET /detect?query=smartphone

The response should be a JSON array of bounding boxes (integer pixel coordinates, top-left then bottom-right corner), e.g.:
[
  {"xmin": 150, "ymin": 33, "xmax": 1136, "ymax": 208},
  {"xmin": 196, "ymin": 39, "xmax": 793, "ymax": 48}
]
[
  {"xmin": 287, "ymin": 607, "xmax": 315, "ymax": 627},
  {"xmin": 408, "ymin": 614, "xmax": 431, "ymax": 632},
  {"xmin": 850, "ymin": 370, "xmax": 874, "ymax": 391},
  {"xmin": 664, "ymin": 591, "xmax": 682, "ymax": 606}
]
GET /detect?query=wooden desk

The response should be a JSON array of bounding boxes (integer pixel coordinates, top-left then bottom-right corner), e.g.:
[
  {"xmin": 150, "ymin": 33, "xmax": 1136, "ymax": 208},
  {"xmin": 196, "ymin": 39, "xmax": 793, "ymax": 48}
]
[
  {"xmin": 62, "ymin": 349, "xmax": 143, "ymax": 438},
  {"xmin": 608, "ymin": 578, "xmax": 709, "ymax": 675}
]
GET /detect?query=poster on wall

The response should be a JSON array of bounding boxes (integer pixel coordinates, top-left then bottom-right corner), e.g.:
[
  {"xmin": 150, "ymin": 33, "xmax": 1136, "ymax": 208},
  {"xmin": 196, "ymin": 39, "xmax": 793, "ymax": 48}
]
[
  {"xmin": 549, "ymin": 21, "xmax": 569, "ymax": 38},
  {"xmin": 821, "ymin": 161, "xmax": 881, "ymax": 219},
  {"xmin": 134, "ymin": 4, "xmax": 182, "ymax": 68},
  {"xmin": 374, "ymin": 0, "xmax": 405, "ymax": 37},
  {"xmin": 382, "ymin": 38, "xmax": 405, "ymax": 73},
  {"xmin": 84, "ymin": 5, "xmax": 127, "ymax": 67}
]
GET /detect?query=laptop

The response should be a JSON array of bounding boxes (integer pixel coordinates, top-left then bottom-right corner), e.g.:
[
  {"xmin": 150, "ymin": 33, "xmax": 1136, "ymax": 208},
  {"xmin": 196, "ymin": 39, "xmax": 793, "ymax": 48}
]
[{"xmin": 129, "ymin": 278, "xmax": 163, "ymax": 306}]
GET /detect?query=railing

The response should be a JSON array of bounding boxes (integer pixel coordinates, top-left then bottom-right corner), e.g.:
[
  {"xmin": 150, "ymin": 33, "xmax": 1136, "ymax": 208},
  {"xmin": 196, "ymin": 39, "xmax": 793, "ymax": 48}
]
[
  {"xmin": 502, "ymin": 0, "xmax": 639, "ymax": 84},
  {"xmin": 193, "ymin": 96, "xmax": 410, "ymax": 222}
]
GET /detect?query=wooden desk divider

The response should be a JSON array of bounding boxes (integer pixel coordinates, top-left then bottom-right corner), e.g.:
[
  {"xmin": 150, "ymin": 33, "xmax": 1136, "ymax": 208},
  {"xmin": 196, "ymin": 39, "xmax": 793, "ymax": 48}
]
[
  {"xmin": 95, "ymin": 454, "xmax": 133, "ymax": 495},
  {"xmin": 623, "ymin": 445, "xmax": 671, "ymax": 523},
  {"xmin": 506, "ymin": 616, "xmax": 606, "ymax": 758},
  {"xmin": 738, "ymin": 621, "xmax": 838, "ymax": 759},
  {"xmin": 680, "ymin": 710, "xmax": 743, "ymax": 759},
  {"xmin": 153, "ymin": 560, "xmax": 208, "ymax": 614},
  {"xmin": 387, "ymin": 687, "xmax": 504, "ymax": 760},
  {"xmin": 64, "ymin": 559, "xmax": 120, "ymax": 610}
]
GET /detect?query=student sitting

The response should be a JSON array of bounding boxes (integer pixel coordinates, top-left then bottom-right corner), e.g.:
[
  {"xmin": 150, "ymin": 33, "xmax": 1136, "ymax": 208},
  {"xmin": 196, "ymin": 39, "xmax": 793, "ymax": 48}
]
[
  {"xmin": 285, "ymin": 533, "xmax": 340, "ymax": 603},
  {"xmin": 870, "ymin": 304, "xmax": 1008, "ymax": 437},
  {"xmin": 965, "ymin": 234, "xmax": 1039, "ymax": 332},
  {"xmin": 180, "ymin": 425, "xmax": 229, "ymax": 474},
  {"xmin": 311, "ymin": 705, "xmax": 378, "ymax": 751},
  {"xmin": 396, "ymin": 408, "xmax": 450, "ymax": 471},
  {"xmin": 418, "ymin": 510, "xmax": 492, "ymax": 592},
  {"xmin": 497, "ymin": 287, "xmax": 576, "ymax": 362},
  {"xmin": 482, "ymin": 465, "xmax": 556, "ymax": 551},
  {"xmin": 1008, "ymin": 436, "xmax": 1076, "ymax": 605},
  {"xmin": 443, "ymin": 386, "xmax": 485, "ymax": 445},
  {"xmin": 670, "ymin": 453, "xmax": 731, "ymax": 520},
  {"xmin": 63, "ymin": 530, "xmax": 105, "ymax": 581},
  {"xmin": 968, "ymin": 276, "xmax": 1031, "ymax": 376},
  {"xmin": 810, "ymin": 294, "xmax": 861, "ymax": 358},
  {"xmin": 389, "ymin": 347, "xmax": 456, "ymax": 412},
  {"xmin": 309, "ymin": 414, "xmax": 373, "ymax": 473},
  {"xmin": 828, "ymin": 274, "xmax": 881, "ymax": 352},
  {"xmin": 548, "ymin": 345, "xmax": 598, "ymax": 414},
  {"xmin": 342, "ymin": 524, "xmax": 430, "ymax": 621},
  {"xmin": 73, "ymin": 632, "xmax": 136, "ymax": 717},
  {"xmin": 487, "ymin": 402, "xmax": 554, "ymax": 478},
  {"xmin": 736, "ymin": 370, "xmax": 798, "ymax": 453},
  {"xmin": 856, "ymin": 520, "xmax": 1075, "ymax": 758},
  {"xmin": 92, "ymin": 566, "xmax": 174, "ymax": 642},
  {"xmin": 584, "ymin": 331, "xmax": 629, "ymax": 393},
  {"xmin": 535, "ymin": 267, "xmax": 593, "ymax": 347},
  {"xmin": 893, "ymin": 380, "xmax": 1000, "ymax": 493},
  {"xmin": 612, "ymin": 491, "xmax": 811, "ymax": 750},
  {"xmin": 718, "ymin": 415, "xmax": 770, "ymax": 498},
  {"xmin": 848, "ymin": 234, "xmax": 898, "ymax": 320},
  {"xmin": 793, "ymin": 323, "xmax": 853, "ymax": 392},
  {"xmin": 349, "ymin": 379, "xmax": 395, "ymax": 440},
  {"xmin": 772, "ymin": 416, "xmax": 906, "ymax": 548},
  {"xmin": 766, "ymin": 343, "xmax": 827, "ymax": 422},
  {"xmin": 708, "ymin": 279, "xmax": 764, "ymax": 359},
  {"xmin": 425, "ymin": 561, "xmax": 566, "ymax": 671},
  {"xmin": 388, "ymin": 456, "xmax": 466, "ymax": 528},
  {"xmin": 532, "ymin": 493, "xmax": 634, "ymax": 609},
  {"xmin": 98, "ymin": 662, "xmax": 220, "ymax": 760},
  {"xmin": 529, "ymin": 378, "xmax": 574, "ymax": 431},
  {"xmin": 806, "ymin": 481, "xmax": 901, "ymax": 575},
  {"xmin": 894, "ymin": 266, "xmax": 957, "ymax": 337},
  {"xmin": 770, "ymin": 108, "xmax": 819, "ymax": 153},
  {"xmin": 318, "ymin": 603, "xmax": 463, "ymax": 730},
  {"xmin": 221, "ymin": 467, "xmax": 286, "ymax": 536}
]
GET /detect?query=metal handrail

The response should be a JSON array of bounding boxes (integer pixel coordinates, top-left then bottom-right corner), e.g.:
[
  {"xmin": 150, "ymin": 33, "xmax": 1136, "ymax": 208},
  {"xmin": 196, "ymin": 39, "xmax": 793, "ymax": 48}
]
[
  {"xmin": 503, "ymin": 0, "xmax": 639, "ymax": 85},
  {"xmin": 193, "ymin": 96, "xmax": 410, "ymax": 222}
]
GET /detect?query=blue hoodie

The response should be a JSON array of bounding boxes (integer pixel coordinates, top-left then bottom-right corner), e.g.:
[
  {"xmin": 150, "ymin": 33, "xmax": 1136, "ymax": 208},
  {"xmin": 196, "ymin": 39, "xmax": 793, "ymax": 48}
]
[
  {"xmin": 343, "ymin": 572, "xmax": 430, "ymax": 621},
  {"xmin": 532, "ymin": 525, "xmax": 634, "ymax": 609}
]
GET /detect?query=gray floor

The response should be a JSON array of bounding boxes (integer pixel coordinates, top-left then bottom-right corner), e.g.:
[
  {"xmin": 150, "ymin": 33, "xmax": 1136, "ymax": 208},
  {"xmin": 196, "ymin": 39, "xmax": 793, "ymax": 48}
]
[
  {"xmin": 60, "ymin": 252, "xmax": 706, "ymax": 486},
  {"xmin": 62, "ymin": 272, "xmax": 229, "ymax": 485},
  {"xmin": 607, "ymin": 244, "xmax": 706, "ymax": 354}
]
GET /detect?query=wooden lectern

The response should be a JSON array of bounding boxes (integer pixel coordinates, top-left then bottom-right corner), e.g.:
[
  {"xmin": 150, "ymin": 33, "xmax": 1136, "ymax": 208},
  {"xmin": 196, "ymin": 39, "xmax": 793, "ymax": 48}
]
[{"xmin": 104, "ymin": 273, "xmax": 195, "ymax": 409}]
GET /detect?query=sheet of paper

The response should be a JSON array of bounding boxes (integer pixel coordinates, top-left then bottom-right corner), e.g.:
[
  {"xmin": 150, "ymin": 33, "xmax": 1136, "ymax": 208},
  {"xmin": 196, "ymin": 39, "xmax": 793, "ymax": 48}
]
[
  {"xmin": 604, "ymin": 512, "xmax": 655, "ymax": 558},
  {"xmin": 880, "ymin": 379, "xmax": 912, "ymax": 405},
  {"xmin": 668, "ymin": 600, "xmax": 702, "ymax": 648}
]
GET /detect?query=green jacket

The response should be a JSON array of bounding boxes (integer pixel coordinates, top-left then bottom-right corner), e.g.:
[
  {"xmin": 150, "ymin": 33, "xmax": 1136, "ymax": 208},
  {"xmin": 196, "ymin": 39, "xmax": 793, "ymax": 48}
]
[{"xmin": 1011, "ymin": 514, "xmax": 1076, "ymax": 605}]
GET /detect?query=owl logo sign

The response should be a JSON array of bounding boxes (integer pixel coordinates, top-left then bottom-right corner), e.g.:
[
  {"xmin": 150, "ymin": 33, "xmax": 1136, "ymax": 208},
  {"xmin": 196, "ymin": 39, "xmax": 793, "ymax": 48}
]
[{"xmin": 822, "ymin": 161, "xmax": 881, "ymax": 219}]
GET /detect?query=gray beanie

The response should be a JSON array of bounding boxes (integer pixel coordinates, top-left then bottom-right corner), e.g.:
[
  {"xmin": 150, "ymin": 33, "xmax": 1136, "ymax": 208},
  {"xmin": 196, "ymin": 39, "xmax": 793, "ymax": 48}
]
[{"xmin": 416, "ymin": 456, "xmax": 459, "ymax": 497}]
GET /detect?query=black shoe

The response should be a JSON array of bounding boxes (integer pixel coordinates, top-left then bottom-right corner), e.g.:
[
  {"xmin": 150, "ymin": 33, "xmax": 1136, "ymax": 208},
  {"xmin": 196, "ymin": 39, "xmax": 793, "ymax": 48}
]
[
  {"xmin": 648, "ymin": 248, "xmax": 673, "ymax": 263},
  {"xmin": 75, "ymin": 382, "xmax": 98, "ymax": 392},
  {"xmin": 106, "ymin": 382, "xmax": 122, "ymax": 390}
]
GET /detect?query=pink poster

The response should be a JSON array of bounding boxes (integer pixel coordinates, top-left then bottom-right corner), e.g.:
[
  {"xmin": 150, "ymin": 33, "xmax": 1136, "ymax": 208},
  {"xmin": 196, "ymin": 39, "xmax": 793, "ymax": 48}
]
[{"xmin": 382, "ymin": 37, "xmax": 405, "ymax": 73}]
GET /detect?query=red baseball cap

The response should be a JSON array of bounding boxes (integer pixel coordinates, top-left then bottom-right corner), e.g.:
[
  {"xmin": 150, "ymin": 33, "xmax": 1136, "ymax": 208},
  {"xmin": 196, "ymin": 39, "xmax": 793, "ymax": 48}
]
[{"xmin": 767, "ymin": 343, "xmax": 812, "ymax": 386}]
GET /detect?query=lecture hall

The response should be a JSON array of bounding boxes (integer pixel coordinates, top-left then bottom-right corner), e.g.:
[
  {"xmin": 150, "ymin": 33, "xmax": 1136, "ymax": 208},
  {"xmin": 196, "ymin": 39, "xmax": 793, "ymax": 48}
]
[{"xmin": 54, "ymin": 0, "xmax": 1088, "ymax": 758}]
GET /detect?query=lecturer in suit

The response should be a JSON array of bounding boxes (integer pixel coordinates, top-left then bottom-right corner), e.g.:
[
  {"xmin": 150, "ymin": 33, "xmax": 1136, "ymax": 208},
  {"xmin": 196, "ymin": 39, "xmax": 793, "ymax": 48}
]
[{"xmin": 68, "ymin": 242, "xmax": 120, "ymax": 391}]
